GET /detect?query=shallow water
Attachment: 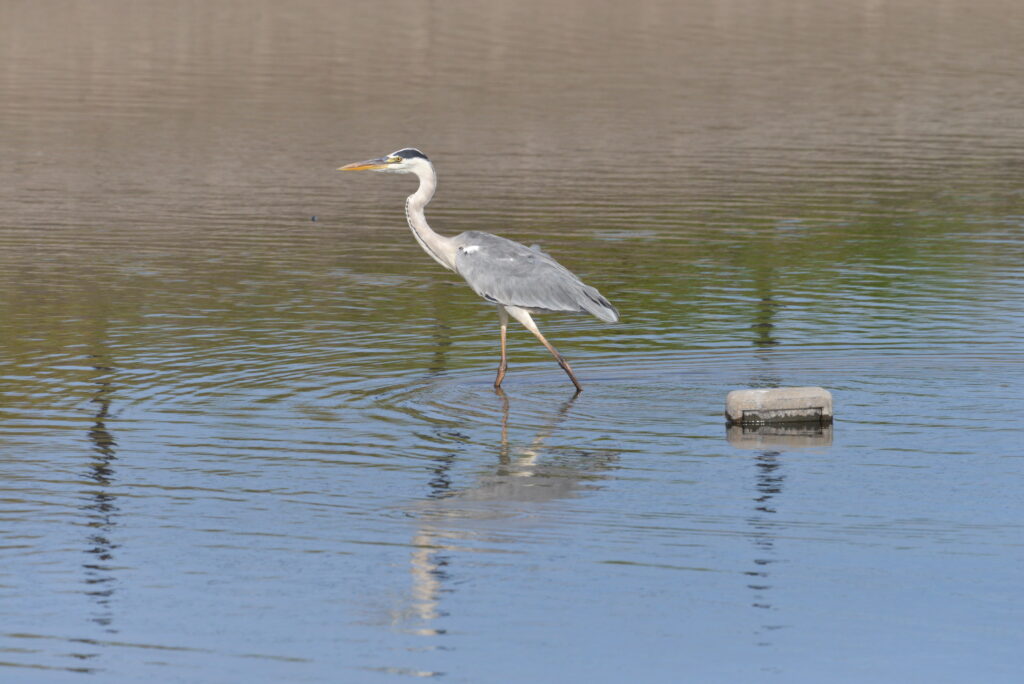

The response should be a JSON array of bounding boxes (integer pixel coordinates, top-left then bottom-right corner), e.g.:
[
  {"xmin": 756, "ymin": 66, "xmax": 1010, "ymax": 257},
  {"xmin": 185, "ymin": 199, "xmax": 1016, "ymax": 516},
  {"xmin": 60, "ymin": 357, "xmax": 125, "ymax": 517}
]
[{"xmin": 1, "ymin": 1, "xmax": 1023, "ymax": 681}]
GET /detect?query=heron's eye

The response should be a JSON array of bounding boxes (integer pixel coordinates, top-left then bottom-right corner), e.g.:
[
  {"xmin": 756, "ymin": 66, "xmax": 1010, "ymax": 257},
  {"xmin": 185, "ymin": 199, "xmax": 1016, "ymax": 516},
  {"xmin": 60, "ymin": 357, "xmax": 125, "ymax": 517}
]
[{"xmin": 387, "ymin": 156, "xmax": 402, "ymax": 163}]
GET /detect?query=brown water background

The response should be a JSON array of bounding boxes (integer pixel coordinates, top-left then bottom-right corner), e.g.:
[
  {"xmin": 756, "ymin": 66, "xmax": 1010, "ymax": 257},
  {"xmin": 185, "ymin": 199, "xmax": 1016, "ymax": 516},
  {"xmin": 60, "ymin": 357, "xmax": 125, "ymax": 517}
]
[{"xmin": 1, "ymin": 1, "xmax": 1022, "ymax": 682}]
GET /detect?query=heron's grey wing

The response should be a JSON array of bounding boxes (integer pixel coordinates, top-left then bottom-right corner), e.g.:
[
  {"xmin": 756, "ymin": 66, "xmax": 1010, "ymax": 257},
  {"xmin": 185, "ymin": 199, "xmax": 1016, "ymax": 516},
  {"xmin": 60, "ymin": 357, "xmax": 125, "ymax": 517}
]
[{"xmin": 453, "ymin": 231, "xmax": 618, "ymax": 322}]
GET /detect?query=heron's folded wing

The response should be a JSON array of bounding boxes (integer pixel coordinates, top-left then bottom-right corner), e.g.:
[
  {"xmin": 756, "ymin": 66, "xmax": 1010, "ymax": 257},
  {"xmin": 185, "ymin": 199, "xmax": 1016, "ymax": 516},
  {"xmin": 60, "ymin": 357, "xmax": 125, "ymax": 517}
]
[{"xmin": 454, "ymin": 232, "xmax": 618, "ymax": 322}]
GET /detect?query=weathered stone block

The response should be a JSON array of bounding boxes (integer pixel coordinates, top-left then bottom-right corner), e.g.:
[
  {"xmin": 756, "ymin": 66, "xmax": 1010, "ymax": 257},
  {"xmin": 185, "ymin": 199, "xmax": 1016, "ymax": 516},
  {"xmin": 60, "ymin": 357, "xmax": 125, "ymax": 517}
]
[{"xmin": 725, "ymin": 386, "xmax": 833, "ymax": 425}]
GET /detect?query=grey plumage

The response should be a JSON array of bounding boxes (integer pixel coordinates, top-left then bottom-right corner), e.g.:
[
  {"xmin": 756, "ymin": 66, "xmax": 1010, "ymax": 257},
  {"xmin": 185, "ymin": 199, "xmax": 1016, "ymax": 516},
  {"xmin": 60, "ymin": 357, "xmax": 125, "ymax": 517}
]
[{"xmin": 453, "ymin": 231, "xmax": 618, "ymax": 323}]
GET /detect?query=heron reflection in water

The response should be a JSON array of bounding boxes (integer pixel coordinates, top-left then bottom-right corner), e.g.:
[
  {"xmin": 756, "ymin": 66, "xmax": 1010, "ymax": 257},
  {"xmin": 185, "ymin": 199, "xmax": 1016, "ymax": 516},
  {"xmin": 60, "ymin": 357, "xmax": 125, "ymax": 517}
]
[
  {"xmin": 339, "ymin": 149, "xmax": 618, "ymax": 391},
  {"xmin": 398, "ymin": 389, "xmax": 618, "ymax": 633}
]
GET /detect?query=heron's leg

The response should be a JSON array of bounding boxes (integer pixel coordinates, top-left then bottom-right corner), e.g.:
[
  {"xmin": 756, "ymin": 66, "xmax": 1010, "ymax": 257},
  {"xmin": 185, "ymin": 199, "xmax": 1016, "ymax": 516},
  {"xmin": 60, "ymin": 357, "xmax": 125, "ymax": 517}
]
[
  {"xmin": 505, "ymin": 307, "xmax": 583, "ymax": 392},
  {"xmin": 494, "ymin": 306, "xmax": 509, "ymax": 387}
]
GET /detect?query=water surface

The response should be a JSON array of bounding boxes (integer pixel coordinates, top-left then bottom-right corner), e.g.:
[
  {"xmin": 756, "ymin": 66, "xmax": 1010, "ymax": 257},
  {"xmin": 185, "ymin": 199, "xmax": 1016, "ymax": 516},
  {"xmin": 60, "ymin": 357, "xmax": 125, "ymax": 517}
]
[{"xmin": 1, "ymin": 1, "xmax": 1022, "ymax": 682}]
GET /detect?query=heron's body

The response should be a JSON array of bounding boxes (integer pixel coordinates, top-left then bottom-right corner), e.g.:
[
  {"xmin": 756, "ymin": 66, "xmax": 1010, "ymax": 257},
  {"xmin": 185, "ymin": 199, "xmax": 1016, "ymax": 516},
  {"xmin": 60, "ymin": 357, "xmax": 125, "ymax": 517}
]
[
  {"xmin": 453, "ymin": 231, "xmax": 617, "ymax": 322},
  {"xmin": 339, "ymin": 148, "xmax": 618, "ymax": 391}
]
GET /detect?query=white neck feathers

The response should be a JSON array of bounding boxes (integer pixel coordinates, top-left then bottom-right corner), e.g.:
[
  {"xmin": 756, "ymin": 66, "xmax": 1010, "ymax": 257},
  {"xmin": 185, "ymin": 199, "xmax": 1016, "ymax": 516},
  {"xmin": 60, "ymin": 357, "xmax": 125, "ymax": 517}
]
[{"xmin": 405, "ymin": 162, "xmax": 456, "ymax": 272}]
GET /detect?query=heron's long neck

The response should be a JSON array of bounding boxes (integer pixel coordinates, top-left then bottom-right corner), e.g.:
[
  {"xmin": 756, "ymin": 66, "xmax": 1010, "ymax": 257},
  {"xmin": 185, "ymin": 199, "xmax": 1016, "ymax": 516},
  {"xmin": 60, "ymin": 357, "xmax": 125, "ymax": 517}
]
[{"xmin": 406, "ymin": 165, "xmax": 456, "ymax": 271}]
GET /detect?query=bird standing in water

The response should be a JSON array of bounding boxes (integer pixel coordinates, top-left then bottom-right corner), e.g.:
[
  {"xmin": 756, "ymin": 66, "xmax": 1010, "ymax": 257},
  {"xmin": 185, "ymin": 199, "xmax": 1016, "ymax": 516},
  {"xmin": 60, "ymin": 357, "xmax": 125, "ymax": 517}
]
[{"xmin": 339, "ymin": 148, "xmax": 618, "ymax": 392}]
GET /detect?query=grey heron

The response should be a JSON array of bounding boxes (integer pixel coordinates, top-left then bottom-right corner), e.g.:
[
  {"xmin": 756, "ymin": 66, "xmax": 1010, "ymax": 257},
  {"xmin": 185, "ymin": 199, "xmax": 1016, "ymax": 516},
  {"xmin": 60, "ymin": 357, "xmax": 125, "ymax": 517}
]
[{"xmin": 339, "ymin": 148, "xmax": 618, "ymax": 392}]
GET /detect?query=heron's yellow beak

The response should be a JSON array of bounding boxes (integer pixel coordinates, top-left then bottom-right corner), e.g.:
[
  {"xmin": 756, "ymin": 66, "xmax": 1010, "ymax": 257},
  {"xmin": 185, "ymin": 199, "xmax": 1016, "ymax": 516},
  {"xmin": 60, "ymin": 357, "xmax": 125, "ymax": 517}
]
[{"xmin": 338, "ymin": 156, "xmax": 391, "ymax": 171}]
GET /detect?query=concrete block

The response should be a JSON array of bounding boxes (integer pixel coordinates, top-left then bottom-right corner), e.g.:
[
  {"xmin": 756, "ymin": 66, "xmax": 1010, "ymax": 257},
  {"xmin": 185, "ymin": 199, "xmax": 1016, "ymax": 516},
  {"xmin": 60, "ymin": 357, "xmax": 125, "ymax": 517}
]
[{"xmin": 725, "ymin": 386, "xmax": 833, "ymax": 425}]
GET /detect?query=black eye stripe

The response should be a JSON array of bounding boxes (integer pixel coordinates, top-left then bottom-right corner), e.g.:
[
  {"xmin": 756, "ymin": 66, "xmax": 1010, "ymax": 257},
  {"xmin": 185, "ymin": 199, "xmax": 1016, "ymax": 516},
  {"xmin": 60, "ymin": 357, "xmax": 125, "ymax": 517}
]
[{"xmin": 393, "ymin": 148, "xmax": 429, "ymax": 161}]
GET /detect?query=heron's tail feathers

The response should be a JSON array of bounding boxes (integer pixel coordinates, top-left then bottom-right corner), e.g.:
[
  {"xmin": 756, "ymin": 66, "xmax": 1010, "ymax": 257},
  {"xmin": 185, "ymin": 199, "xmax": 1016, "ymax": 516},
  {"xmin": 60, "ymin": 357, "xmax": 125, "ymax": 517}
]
[{"xmin": 581, "ymin": 287, "xmax": 619, "ymax": 323}]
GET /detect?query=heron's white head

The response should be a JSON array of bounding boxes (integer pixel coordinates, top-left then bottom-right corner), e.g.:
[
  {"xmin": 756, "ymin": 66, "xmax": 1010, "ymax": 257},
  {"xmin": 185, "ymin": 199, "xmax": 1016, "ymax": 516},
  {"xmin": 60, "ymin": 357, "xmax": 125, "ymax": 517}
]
[{"xmin": 338, "ymin": 148, "xmax": 431, "ymax": 174}]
